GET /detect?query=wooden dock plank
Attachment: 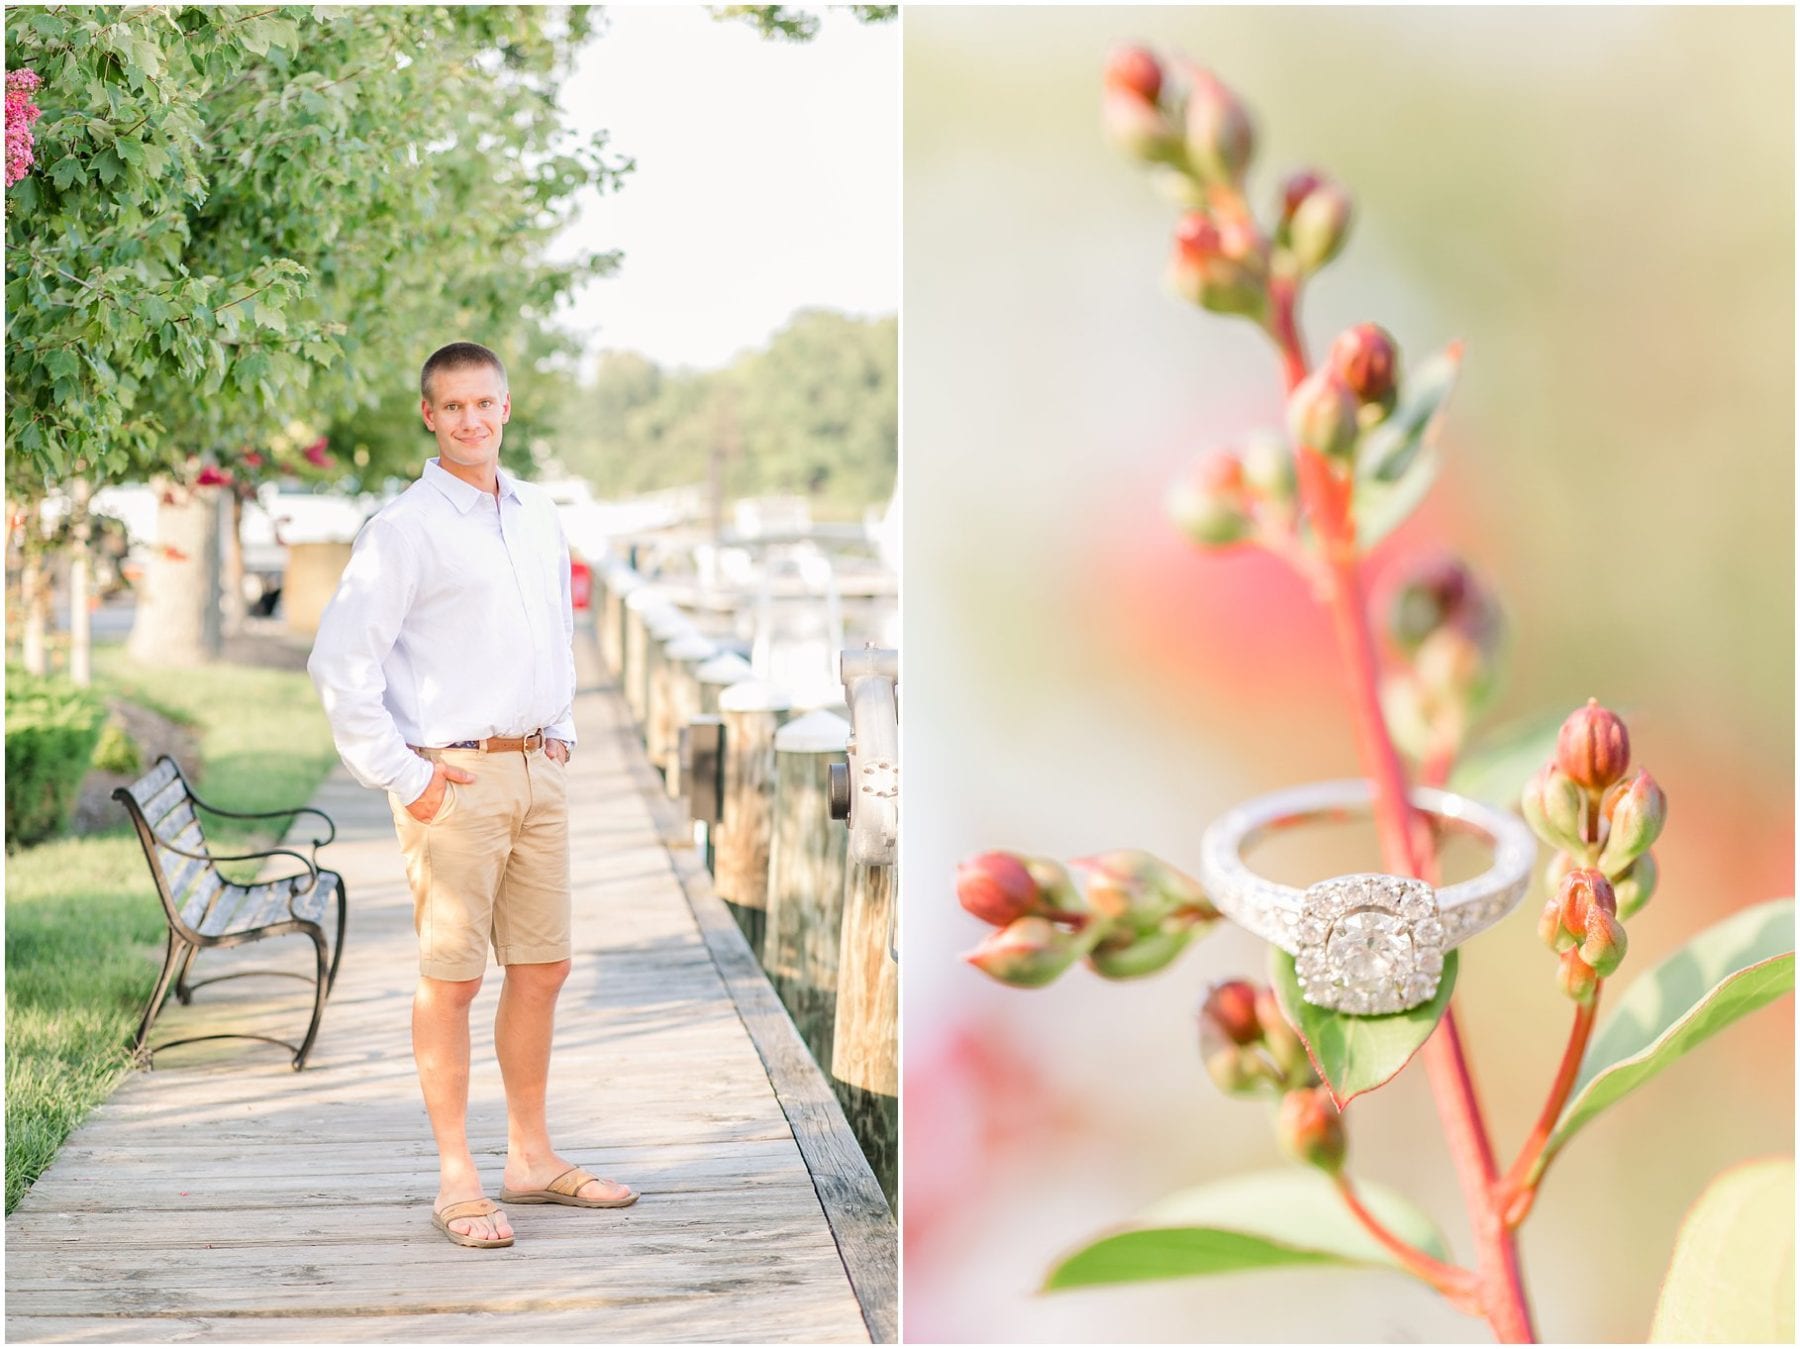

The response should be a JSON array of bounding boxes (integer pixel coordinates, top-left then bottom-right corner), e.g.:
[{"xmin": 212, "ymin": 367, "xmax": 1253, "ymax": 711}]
[{"xmin": 6, "ymin": 675, "xmax": 889, "ymax": 1343}]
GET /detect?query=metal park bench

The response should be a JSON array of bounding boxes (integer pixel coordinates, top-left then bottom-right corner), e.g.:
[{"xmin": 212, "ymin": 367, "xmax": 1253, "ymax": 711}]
[{"xmin": 114, "ymin": 756, "xmax": 347, "ymax": 1070}]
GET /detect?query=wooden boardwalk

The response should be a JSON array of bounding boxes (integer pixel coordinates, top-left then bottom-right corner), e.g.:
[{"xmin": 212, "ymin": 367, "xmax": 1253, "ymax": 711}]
[{"xmin": 5, "ymin": 668, "xmax": 895, "ymax": 1343}]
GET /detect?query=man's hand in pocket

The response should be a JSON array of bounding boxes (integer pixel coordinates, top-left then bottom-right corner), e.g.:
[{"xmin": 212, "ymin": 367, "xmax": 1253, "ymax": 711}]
[{"xmin": 408, "ymin": 759, "xmax": 477, "ymax": 823}]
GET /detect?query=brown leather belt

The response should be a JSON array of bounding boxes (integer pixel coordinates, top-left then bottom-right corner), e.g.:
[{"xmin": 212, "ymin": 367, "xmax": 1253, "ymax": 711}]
[{"xmin": 414, "ymin": 731, "xmax": 545, "ymax": 754}]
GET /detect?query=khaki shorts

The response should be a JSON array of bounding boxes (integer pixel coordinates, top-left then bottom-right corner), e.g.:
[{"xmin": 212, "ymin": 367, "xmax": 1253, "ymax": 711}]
[{"xmin": 389, "ymin": 746, "xmax": 572, "ymax": 981}]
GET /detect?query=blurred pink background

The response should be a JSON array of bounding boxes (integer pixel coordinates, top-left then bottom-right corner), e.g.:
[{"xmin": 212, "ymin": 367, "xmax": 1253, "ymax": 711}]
[{"xmin": 901, "ymin": 6, "xmax": 1793, "ymax": 1343}]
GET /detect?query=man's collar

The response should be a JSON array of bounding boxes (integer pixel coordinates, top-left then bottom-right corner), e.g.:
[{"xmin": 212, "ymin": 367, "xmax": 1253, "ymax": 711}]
[{"xmin": 423, "ymin": 458, "xmax": 522, "ymax": 513}]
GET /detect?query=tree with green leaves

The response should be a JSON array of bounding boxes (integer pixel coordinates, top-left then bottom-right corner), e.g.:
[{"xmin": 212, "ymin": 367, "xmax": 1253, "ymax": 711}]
[{"xmin": 5, "ymin": 5, "xmax": 627, "ymax": 668}]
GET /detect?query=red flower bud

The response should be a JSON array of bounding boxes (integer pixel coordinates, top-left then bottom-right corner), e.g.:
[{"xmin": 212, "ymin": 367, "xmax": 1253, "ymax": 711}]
[
  {"xmin": 241, "ymin": 450, "xmax": 264, "ymax": 469},
  {"xmin": 1169, "ymin": 212, "xmax": 1268, "ymax": 320},
  {"xmin": 1521, "ymin": 763, "xmax": 1586, "ymax": 853},
  {"xmin": 1070, "ymin": 849, "xmax": 1217, "ymax": 926},
  {"xmin": 1579, "ymin": 903, "xmax": 1628, "ymax": 978},
  {"xmin": 1277, "ymin": 1086, "xmax": 1346, "ymax": 1174},
  {"xmin": 1278, "ymin": 169, "xmax": 1326, "ymax": 225},
  {"xmin": 1286, "ymin": 368, "xmax": 1359, "ymax": 461},
  {"xmin": 1542, "ymin": 868, "xmax": 1617, "ymax": 955},
  {"xmin": 1104, "ymin": 45, "xmax": 1163, "ymax": 103},
  {"xmin": 195, "ymin": 465, "xmax": 232, "ymax": 487},
  {"xmin": 302, "ymin": 437, "xmax": 333, "ymax": 469},
  {"xmin": 1285, "ymin": 177, "xmax": 1353, "ymax": 274},
  {"xmin": 1168, "ymin": 451, "xmax": 1254, "ymax": 547},
  {"xmin": 964, "ymin": 916, "xmax": 1082, "ymax": 989},
  {"xmin": 1598, "ymin": 768, "xmax": 1666, "ymax": 874},
  {"xmin": 1558, "ymin": 948, "xmax": 1599, "ymax": 1002},
  {"xmin": 1201, "ymin": 979, "xmax": 1262, "ymax": 1048},
  {"xmin": 1182, "ymin": 67, "xmax": 1255, "ymax": 185},
  {"xmin": 1328, "ymin": 323, "xmax": 1400, "ymax": 409},
  {"xmin": 956, "ymin": 851, "xmax": 1045, "ymax": 927},
  {"xmin": 1555, "ymin": 698, "xmax": 1631, "ymax": 792}
]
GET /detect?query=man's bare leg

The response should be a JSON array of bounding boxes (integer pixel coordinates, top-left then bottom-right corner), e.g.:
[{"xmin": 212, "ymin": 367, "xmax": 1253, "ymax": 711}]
[
  {"xmin": 496, "ymin": 959, "xmax": 632, "ymax": 1201},
  {"xmin": 414, "ymin": 974, "xmax": 513, "ymax": 1241}
]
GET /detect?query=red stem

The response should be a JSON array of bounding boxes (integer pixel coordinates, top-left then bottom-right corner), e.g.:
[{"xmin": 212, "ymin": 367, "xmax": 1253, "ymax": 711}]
[
  {"xmin": 1334, "ymin": 1172, "xmax": 1480, "ymax": 1309},
  {"xmin": 1268, "ymin": 281, "xmax": 1537, "ymax": 1342},
  {"xmin": 1497, "ymin": 992, "xmax": 1601, "ymax": 1226}
]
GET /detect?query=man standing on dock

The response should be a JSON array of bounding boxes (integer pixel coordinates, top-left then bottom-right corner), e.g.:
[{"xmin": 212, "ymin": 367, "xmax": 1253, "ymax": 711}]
[{"xmin": 308, "ymin": 341, "xmax": 636, "ymax": 1248}]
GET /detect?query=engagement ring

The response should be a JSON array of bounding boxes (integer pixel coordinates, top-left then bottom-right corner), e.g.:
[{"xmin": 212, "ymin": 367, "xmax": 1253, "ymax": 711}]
[{"xmin": 1199, "ymin": 780, "xmax": 1536, "ymax": 1014}]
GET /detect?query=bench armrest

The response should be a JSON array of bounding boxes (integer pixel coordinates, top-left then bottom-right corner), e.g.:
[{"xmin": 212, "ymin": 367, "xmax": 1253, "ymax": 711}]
[
  {"xmin": 185, "ymin": 793, "xmax": 337, "ymax": 849},
  {"xmin": 152, "ymin": 835, "xmax": 321, "ymax": 896}
]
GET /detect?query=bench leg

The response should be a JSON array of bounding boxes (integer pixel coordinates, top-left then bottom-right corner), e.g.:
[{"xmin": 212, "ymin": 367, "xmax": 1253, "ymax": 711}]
[
  {"xmin": 325, "ymin": 875, "xmax": 347, "ymax": 997},
  {"xmin": 292, "ymin": 927, "xmax": 330, "ymax": 1071},
  {"xmin": 132, "ymin": 933, "xmax": 187, "ymax": 1060},
  {"xmin": 172, "ymin": 943, "xmax": 201, "ymax": 1005}
]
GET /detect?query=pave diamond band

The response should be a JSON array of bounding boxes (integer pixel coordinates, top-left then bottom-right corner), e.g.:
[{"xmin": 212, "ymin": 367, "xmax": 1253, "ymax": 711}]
[{"xmin": 1199, "ymin": 780, "xmax": 1536, "ymax": 1014}]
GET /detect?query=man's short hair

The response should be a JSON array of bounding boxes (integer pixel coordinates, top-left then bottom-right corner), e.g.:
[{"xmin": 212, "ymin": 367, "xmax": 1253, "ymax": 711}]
[{"xmin": 420, "ymin": 342, "xmax": 508, "ymax": 403}]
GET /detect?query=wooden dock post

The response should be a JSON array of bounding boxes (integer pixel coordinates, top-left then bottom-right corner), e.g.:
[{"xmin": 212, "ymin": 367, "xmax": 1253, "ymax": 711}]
[
  {"xmin": 832, "ymin": 860, "xmax": 899, "ymax": 1208},
  {"xmin": 621, "ymin": 586, "xmax": 672, "ymax": 729},
  {"xmin": 638, "ymin": 604, "xmax": 691, "ymax": 749},
  {"xmin": 599, "ymin": 560, "xmax": 640, "ymax": 679},
  {"xmin": 661, "ymin": 632, "xmax": 717, "ymax": 795},
  {"xmin": 764, "ymin": 709, "xmax": 852, "ymax": 1070},
  {"xmin": 696, "ymin": 651, "xmax": 754, "ymax": 716},
  {"xmin": 714, "ymin": 678, "xmax": 793, "ymax": 958}
]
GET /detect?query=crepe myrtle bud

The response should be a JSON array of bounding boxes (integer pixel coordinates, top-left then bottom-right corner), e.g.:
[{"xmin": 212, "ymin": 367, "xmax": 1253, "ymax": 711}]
[
  {"xmin": 1328, "ymin": 323, "xmax": 1400, "ymax": 413},
  {"xmin": 1610, "ymin": 851, "xmax": 1658, "ymax": 921},
  {"xmin": 1278, "ymin": 169, "xmax": 1326, "ymax": 226},
  {"xmin": 1277, "ymin": 1086, "xmax": 1346, "ymax": 1174},
  {"xmin": 1558, "ymin": 948, "xmax": 1599, "ymax": 1002},
  {"xmin": 1240, "ymin": 429, "xmax": 1296, "ymax": 510},
  {"xmin": 1555, "ymin": 699, "xmax": 1632, "ymax": 793},
  {"xmin": 1286, "ymin": 368, "xmax": 1360, "ymax": 461},
  {"xmin": 1104, "ymin": 44, "xmax": 1164, "ymax": 102},
  {"xmin": 1539, "ymin": 868, "xmax": 1617, "ymax": 956},
  {"xmin": 1088, "ymin": 924, "xmax": 1197, "ymax": 979},
  {"xmin": 964, "ymin": 916, "xmax": 1084, "ymax": 989},
  {"xmin": 1522, "ymin": 763, "xmax": 1587, "ymax": 854},
  {"xmin": 1169, "ymin": 212, "xmax": 1269, "ymax": 320},
  {"xmin": 1285, "ymin": 177, "xmax": 1353, "ymax": 274},
  {"xmin": 957, "ymin": 851, "xmax": 1051, "ymax": 927},
  {"xmin": 1598, "ymin": 769, "xmax": 1667, "ymax": 875},
  {"xmin": 1255, "ymin": 985, "xmax": 1315, "ymax": 1087},
  {"xmin": 1070, "ymin": 849, "xmax": 1219, "ymax": 926},
  {"xmin": 1388, "ymin": 555, "xmax": 1475, "ymax": 653},
  {"xmin": 1183, "ymin": 67, "xmax": 1255, "ymax": 185},
  {"xmin": 1168, "ymin": 452, "xmax": 1255, "ymax": 546},
  {"xmin": 1201, "ymin": 979, "xmax": 1263, "ymax": 1047}
]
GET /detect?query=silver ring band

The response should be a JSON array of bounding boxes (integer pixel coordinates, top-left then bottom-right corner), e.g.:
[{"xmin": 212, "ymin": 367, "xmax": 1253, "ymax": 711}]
[{"xmin": 1199, "ymin": 780, "xmax": 1536, "ymax": 1014}]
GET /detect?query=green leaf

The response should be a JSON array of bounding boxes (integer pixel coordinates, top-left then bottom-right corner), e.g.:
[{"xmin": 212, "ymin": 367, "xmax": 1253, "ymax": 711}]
[
  {"xmin": 92, "ymin": 147, "xmax": 123, "ymax": 187},
  {"xmin": 1353, "ymin": 348, "xmax": 1463, "ymax": 550},
  {"xmin": 1044, "ymin": 1169, "xmax": 1449, "ymax": 1290},
  {"xmin": 47, "ymin": 156, "xmax": 83, "ymax": 190},
  {"xmin": 1448, "ymin": 713, "xmax": 1564, "ymax": 809},
  {"xmin": 1550, "ymin": 900, "xmax": 1795, "ymax": 1156},
  {"xmin": 1272, "ymin": 947, "xmax": 1458, "ymax": 1107},
  {"xmin": 1650, "ymin": 1158, "xmax": 1794, "ymax": 1342}
]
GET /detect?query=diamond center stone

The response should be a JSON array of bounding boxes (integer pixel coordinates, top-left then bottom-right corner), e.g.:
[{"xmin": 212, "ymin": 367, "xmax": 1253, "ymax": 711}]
[{"xmin": 1326, "ymin": 907, "xmax": 1413, "ymax": 990}]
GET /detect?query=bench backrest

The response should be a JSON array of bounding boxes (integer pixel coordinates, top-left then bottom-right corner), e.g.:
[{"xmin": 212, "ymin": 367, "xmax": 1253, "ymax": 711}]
[{"xmin": 113, "ymin": 756, "xmax": 223, "ymax": 938}]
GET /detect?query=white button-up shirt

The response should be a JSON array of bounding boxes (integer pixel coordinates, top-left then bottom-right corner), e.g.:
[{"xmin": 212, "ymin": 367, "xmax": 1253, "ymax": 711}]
[{"xmin": 308, "ymin": 458, "xmax": 576, "ymax": 805}]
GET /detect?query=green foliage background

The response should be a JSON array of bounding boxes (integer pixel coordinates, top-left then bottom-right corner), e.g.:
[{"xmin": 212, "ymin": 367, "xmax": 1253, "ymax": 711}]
[{"xmin": 555, "ymin": 309, "xmax": 898, "ymax": 512}]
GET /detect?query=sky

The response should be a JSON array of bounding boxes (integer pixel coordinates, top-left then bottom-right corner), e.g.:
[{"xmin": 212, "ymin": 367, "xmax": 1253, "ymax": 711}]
[{"xmin": 550, "ymin": 6, "xmax": 901, "ymax": 373}]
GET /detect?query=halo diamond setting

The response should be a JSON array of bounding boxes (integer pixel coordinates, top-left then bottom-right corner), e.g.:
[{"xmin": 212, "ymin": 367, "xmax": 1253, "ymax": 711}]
[{"xmin": 1295, "ymin": 874, "xmax": 1445, "ymax": 1014}]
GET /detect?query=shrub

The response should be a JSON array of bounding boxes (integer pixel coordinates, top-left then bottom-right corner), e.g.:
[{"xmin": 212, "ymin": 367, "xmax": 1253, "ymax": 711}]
[
  {"xmin": 89, "ymin": 717, "xmax": 142, "ymax": 777},
  {"xmin": 5, "ymin": 671, "xmax": 105, "ymax": 849}
]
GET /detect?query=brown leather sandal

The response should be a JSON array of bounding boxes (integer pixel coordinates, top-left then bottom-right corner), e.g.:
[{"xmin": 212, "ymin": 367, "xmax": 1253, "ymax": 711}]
[
  {"xmin": 499, "ymin": 1165, "xmax": 638, "ymax": 1208},
  {"xmin": 432, "ymin": 1197, "xmax": 514, "ymax": 1247}
]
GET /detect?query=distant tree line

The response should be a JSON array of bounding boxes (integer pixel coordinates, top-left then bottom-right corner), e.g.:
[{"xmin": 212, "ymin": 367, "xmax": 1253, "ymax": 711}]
[{"xmin": 556, "ymin": 309, "xmax": 897, "ymax": 513}]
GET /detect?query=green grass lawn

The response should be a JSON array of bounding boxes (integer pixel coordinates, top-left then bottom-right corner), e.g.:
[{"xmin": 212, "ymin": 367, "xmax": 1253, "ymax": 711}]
[{"xmin": 5, "ymin": 650, "xmax": 339, "ymax": 1213}]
